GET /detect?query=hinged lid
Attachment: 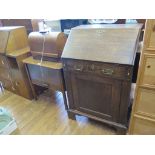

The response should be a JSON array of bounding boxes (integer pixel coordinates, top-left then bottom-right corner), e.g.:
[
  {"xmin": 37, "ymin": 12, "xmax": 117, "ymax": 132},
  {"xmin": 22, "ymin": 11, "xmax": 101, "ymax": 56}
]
[
  {"xmin": 62, "ymin": 24, "xmax": 142, "ymax": 65},
  {"xmin": 28, "ymin": 31, "xmax": 67, "ymax": 59},
  {"xmin": 0, "ymin": 26, "xmax": 29, "ymax": 55}
]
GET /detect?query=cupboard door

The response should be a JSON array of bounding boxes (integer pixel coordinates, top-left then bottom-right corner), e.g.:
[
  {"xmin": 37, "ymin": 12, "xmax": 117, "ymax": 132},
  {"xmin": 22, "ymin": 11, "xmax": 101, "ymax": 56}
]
[
  {"xmin": 1, "ymin": 78, "xmax": 12, "ymax": 90},
  {"xmin": 135, "ymin": 88, "xmax": 155, "ymax": 117},
  {"xmin": 149, "ymin": 24, "xmax": 155, "ymax": 49},
  {"xmin": 70, "ymin": 72, "xmax": 121, "ymax": 122},
  {"xmin": 140, "ymin": 54, "xmax": 155, "ymax": 86},
  {"xmin": 0, "ymin": 78, "xmax": 17, "ymax": 93},
  {"xmin": 143, "ymin": 20, "xmax": 155, "ymax": 50},
  {"xmin": 131, "ymin": 116, "xmax": 155, "ymax": 135},
  {"xmin": 0, "ymin": 67, "xmax": 10, "ymax": 80}
]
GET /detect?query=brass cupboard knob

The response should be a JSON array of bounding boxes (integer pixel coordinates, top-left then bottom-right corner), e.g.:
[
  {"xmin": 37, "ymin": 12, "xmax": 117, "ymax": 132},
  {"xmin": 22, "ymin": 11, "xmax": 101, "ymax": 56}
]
[{"xmin": 101, "ymin": 69, "xmax": 114, "ymax": 75}]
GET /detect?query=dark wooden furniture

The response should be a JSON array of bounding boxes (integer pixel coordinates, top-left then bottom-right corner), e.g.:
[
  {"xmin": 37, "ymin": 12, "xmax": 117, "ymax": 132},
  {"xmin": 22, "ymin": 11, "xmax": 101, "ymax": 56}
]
[
  {"xmin": 0, "ymin": 19, "xmax": 33, "ymax": 34},
  {"xmin": 62, "ymin": 24, "xmax": 142, "ymax": 134},
  {"xmin": 23, "ymin": 57, "xmax": 67, "ymax": 109},
  {"xmin": 0, "ymin": 26, "xmax": 33, "ymax": 99}
]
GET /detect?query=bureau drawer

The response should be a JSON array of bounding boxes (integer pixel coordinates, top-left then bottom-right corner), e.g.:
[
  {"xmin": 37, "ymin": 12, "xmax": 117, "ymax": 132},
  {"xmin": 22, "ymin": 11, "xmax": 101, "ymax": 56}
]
[
  {"xmin": 0, "ymin": 67, "xmax": 11, "ymax": 80},
  {"xmin": 0, "ymin": 55, "xmax": 9, "ymax": 68},
  {"xmin": 0, "ymin": 78, "xmax": 17, "ymax": 93},
  {"xmin": 140, "ymin": 54, "xmax": 155, "ymax": 86},
  {"xmin": 144, "ymin": 20, "xmax": 155, "ymax": 50},
  {"xmin": 1, "ymin": 78, "xmax": 12, "ymax": 90},
  {"xmin": 135, "ymin": 87, "xmax": 155, "ymax": 117},
  {"xmin": 63, "ymin": 59, "xmax": 132, "ymax": 80},
  {"xmin": 27, "ymin": 64, "xmax": 63, "ymax": 90},
  {"xmin": 13, "ymin": 80, "xmax": 30, "ymax": 98},
  {"xmin": 131, "ymin": 115, "xmax": 155, "ymax": 135}
]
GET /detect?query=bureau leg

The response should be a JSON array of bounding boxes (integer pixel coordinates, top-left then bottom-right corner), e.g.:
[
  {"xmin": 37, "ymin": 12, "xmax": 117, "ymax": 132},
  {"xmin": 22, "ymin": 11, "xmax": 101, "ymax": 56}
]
[
  {"xmin": 62, "ymin": 91, "xmax": 68, "ymax": 110},
  {"xmin": 116, "ymin": 127, "xmax": 127, "ymax": 135},
  {"xmin": 67, "ymin": 111, "xmax": 76, "ymax": 120},
  {"xmin": 0, "ymin": 82, "xmax": 3, "ymax": 91},
  {"xmin": 0, "ymin": 82, "xmax": 3, "ymax": 92}
]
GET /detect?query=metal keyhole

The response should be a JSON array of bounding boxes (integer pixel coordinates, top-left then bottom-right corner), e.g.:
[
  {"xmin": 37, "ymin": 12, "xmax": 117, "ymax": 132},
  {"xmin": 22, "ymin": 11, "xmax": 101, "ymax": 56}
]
[{"xmin": 147, "ymin": 65, "xmax": 151, "ymax": 68}]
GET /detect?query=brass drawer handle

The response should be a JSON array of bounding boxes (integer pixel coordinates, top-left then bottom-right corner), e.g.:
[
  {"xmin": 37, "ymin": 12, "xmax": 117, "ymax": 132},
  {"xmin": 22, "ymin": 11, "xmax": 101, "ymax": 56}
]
[
  {"xmin": 75, "ymin": 68, "xmax": 82, "ymax": 71},
  {"xmin": 90, "ymin": 64, "xmax": 95, "ymax": 70},
  {"xmin": 74, "ymin": 66, "xmax": 83, "ymax": 71},
  {"xmin": 101, "ymin": 69, "xmax": 114, "ymax": 75}
]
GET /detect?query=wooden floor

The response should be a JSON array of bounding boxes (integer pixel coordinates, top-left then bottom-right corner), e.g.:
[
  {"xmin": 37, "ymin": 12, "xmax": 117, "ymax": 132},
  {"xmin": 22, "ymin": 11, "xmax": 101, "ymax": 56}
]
[{"xmin": 0, "ymin": 89, "xmax": 116, "ymax": 135}]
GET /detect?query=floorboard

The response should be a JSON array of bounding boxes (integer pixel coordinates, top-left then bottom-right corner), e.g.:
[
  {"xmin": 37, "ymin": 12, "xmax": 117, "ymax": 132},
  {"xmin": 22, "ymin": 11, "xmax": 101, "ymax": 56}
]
[{"xmin": 0, "ymin": 89, "xmax": 116, "ymax": 135}]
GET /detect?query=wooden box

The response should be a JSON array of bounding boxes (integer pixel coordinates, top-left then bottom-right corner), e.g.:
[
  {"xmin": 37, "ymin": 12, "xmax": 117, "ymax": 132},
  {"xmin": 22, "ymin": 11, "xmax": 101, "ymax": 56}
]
[
  {"xmin": 28, "ymin": 32, "xmax": 67, "ymax": 61},
  {"xmin": 62, "ymin": 24, "xmax": 142, "ymax": 134},
  {"xmin": 0, "ymin": 26, "xmax": 29, "ymax": 55}
]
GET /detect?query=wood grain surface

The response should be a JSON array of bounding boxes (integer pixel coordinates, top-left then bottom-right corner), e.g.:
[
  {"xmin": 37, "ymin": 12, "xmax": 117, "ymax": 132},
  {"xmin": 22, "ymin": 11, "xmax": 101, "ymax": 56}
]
[
  {"xmin": 62, "ymin": 24, "xmax": 142, "ymax": 65},
  {"xmin": 23, "ymin": 57, "xmax": 62, "ymax": 69},
  {"xmin": 0, "ymin": 89, "xmax": 116, "ymax": 135}
]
